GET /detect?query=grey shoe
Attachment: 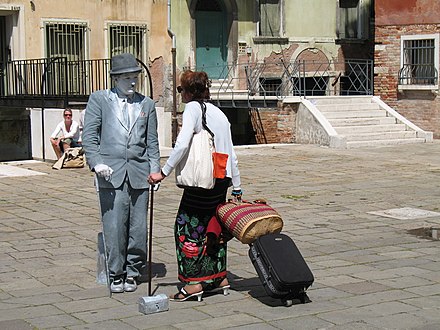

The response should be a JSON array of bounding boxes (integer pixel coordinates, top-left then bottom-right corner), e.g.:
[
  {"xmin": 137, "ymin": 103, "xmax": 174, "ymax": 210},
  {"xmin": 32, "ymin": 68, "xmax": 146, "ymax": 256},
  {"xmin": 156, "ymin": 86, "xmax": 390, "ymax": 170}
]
[
  {"xmin": 110, "ymin": 278, "xmax": 124, "ymax": 293},
  {"xmin": 124, "ymin": 276, "xmax": 137, "ymax": 292}
]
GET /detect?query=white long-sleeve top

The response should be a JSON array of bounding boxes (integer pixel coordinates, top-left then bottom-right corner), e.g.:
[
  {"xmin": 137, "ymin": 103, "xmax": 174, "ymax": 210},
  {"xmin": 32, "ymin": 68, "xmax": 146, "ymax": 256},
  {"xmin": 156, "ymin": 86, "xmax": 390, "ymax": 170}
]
[
  {"xmin": 50, "ymin": 120, "xmax": 80, "ymax": 141},
  {"xmin": 162, "ymin": 101, "xmax": 241, "ymax": 189}
]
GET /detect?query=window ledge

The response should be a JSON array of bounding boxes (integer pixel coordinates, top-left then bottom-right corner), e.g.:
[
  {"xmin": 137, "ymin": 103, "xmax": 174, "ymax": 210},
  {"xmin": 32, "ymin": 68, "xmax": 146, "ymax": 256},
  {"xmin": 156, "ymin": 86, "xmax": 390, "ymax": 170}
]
[
  {"xmin": 398, "ymin": 84, "xmax": 438, "ymax": 95},
  {"xmin": 253, "ymin": 36, "xmax": 289, "ymax": 44},
  {"xmin": 335, "ymin": 38, "xmax": 368, "ymax": 44}
]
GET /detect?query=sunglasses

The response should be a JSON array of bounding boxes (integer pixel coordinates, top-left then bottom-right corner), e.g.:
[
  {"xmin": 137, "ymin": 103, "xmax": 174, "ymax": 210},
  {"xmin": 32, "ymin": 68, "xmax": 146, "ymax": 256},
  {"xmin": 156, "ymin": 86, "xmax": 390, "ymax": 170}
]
[
  {"xmin": 64, "ymin": 114, "xmax": 72, "ymax": 117},
  {"xmin": 177, "ymin": 86, "xmax": 183, "ymax": 93}
]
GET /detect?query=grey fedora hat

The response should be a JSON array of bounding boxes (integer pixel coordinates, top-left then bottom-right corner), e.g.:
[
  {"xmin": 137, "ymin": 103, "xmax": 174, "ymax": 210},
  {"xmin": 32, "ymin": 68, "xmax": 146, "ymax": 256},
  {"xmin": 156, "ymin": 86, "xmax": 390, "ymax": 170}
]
[{"xmin": 109, "ymin": 53, "xmax": 142, "ymax": 75}]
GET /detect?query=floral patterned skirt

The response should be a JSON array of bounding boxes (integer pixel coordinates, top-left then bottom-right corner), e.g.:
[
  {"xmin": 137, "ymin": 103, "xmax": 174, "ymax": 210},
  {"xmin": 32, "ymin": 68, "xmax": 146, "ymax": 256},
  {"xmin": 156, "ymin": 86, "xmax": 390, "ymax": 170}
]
[{"xmin": 174, "ymin": 178, "xmax": 231, "ymax": 286}]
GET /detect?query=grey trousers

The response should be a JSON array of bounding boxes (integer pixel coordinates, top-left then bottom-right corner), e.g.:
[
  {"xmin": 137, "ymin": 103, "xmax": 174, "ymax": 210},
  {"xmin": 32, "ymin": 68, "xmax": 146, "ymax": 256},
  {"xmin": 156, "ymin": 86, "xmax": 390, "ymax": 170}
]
[{"xmin": 99, "ymin": 177, "xmax": 148, "ymax": 279}]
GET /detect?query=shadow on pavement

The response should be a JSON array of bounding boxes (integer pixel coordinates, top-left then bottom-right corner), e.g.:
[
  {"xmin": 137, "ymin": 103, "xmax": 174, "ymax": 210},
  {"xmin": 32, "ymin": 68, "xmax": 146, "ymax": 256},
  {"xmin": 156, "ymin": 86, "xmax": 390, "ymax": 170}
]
[{"xmin": 228, "ymin": 272, "xmax": 313, "ymax": 307}]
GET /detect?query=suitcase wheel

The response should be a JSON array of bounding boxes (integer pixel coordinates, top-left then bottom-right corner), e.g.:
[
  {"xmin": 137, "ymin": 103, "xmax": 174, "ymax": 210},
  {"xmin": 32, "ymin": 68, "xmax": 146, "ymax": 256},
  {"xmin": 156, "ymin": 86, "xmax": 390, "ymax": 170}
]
[{"xmin": 282, "ymin": 291, "xmax": 310, "ymax": 306}]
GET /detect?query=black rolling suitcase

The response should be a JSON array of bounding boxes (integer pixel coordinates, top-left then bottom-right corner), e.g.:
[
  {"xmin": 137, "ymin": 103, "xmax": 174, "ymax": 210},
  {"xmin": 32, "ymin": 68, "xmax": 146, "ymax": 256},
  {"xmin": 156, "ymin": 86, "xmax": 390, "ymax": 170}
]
[{"xmin": 249, "ymin": 233, "xmax": 314, "ymax": 306}]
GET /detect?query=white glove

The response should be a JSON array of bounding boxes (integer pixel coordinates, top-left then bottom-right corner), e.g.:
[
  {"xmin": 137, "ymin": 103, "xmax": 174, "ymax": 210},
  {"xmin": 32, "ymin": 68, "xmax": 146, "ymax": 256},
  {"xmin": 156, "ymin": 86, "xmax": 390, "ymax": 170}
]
[{"xmin": 94, "ymin": 164, "xmax": 113, "ymax": 181}]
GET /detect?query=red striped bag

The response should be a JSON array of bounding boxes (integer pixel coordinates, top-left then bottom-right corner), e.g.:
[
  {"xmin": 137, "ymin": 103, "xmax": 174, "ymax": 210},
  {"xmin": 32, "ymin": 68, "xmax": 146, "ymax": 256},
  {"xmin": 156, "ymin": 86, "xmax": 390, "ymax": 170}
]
[{"xmin": 216, "ymin": 200, "xmax": 283, "ymax": 244}]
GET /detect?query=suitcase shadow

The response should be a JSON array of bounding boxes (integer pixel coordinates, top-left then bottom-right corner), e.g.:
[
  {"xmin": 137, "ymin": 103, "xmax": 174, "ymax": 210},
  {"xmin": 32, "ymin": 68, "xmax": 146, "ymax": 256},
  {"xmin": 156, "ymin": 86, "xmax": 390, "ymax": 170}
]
[{"xmin": 228, "ymin": 272, "xmax": 312, "ymax": 307}]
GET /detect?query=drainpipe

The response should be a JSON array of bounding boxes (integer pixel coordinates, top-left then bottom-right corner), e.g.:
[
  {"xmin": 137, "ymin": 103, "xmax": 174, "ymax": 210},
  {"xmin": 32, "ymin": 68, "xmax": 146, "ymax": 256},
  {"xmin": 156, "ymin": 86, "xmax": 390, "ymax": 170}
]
[{"xmin": 168, "ymin": 0, "xmax": 177, "ymax": 146}]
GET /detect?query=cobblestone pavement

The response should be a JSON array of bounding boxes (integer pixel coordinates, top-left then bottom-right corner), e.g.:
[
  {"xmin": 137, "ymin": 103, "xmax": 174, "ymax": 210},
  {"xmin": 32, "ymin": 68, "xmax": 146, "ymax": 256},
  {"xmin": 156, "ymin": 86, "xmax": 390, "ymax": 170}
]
[{"xmin": 1, "ymin": 142, "xmax": 440, "ymax": 330}]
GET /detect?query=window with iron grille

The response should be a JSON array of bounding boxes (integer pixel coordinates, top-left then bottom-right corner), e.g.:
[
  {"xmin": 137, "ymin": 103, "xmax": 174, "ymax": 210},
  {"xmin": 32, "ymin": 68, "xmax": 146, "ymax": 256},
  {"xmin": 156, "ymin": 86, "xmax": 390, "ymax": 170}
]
[
  {"xmin": 44, "ymin": 21, "xmax": 88, "ymax": 95},
  {"xmin": 45, "ymin": 21, "xmax": 87, "ymax": 60},
  {"xmin": 259, "ymin": 77, "xmax": 282, "ymax": 96},
  {"xmin": 108, "ymin": 24, "xmax": 150, "ymax": 96},
  {"xmin": 258, "ymin": 0, "xmax": 281, "ymax": 37},
  {"xmin": 399, "ymin": 35, "xmax": 438, "ymax": 85},
  {"xmin": 108, "ymin": 24, "xmax": 147, "ymax": 62}
]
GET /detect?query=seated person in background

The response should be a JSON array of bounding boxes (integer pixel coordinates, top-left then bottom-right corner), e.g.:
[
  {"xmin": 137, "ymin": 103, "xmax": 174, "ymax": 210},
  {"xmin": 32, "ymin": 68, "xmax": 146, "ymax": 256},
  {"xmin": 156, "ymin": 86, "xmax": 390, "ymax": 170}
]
[{"xmin": 50, "ymin": 108, "xmax": 81, "ymax": 159}]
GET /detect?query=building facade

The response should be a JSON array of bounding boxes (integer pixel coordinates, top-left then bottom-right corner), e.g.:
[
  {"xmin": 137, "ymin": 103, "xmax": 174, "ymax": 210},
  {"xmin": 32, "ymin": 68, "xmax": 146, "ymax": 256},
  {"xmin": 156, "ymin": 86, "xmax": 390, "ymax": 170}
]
[
  {"xmin": 169, "ymin": 0, "xmax": 374, "ymax": 144},
  {"xmin": 374, "ymin": 0, "xmax": 440, "ymax": 138},
  {"xmin": 0, "ymin": 0, "xmax": 375, "ymax": 160},
  {"xmin": 171, "ymin": 0, "xmax": 373, "ymax": 75},
  {"xmin": 0, "ymin": 0, "xmax": 171, "ymax": 160}
]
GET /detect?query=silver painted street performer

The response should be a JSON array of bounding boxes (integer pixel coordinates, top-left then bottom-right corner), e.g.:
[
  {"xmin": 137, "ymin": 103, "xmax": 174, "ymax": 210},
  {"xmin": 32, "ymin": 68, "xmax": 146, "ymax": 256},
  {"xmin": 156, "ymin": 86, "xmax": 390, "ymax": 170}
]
[{"xmin": 83, "ymin": 53, "xmax": 161, "ymax": 293}]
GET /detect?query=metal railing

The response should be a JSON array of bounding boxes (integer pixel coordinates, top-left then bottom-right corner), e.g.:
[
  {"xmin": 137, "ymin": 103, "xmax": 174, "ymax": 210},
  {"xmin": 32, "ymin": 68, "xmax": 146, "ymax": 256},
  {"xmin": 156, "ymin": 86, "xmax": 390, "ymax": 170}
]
[
  {"xmin": 398, "ymin": 64, "xmax": 438, "ymax": 85},
  {"xmin": 247, "ymin": 59, "xmax": 374, "ymax": 97},
  {"xmin": 189, "ymin": 59, "xmax": 372, "ymax": 99},
  {"xmin": 0, "ymin": 57, "xmax": 152, "ymax": 105},
  {"xmin": 1, "ymin": 57, "xmax": 372, "ymax": 108}
]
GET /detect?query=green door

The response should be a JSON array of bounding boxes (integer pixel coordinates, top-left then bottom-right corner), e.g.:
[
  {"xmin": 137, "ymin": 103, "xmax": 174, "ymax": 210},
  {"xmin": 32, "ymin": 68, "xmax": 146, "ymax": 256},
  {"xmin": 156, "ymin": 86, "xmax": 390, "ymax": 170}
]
[{"xmin": 195, "ymin": 10, "xmax": 227, "ymax": 79}]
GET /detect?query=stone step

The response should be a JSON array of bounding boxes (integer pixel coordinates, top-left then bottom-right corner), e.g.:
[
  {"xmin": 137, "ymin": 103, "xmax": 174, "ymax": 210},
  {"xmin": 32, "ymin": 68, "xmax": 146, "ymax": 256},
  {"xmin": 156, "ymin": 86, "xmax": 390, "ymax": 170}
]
[
  {"xmin": 310, "ymin": 96, "xmax": 374, "ymax": 105},
  {"xmin": 308, "ymin": 96, "xmax": 429, "ymax": 149},
  {"xmin": 324, "ymin": 110, "xmax": 386, "ymax": 119},
  {"xmin": 346, "ymin": 138, "xmax": 427, "ymax": 148},
  {"xmin": 334, "ymin": 124, "xmax": 407, "ymax": 134},
  {"xmin": 210, "ymin": 89, "xmax": 249, "ymax": 96},
  {"xmin": 329, "ymin": 117, "xmax": 397, "ymax": 126},
  {"xmin": 344, "ymin": 130, "xmax": 417, "ymax": 142},
  {"xmin": 210, "ymin": 79, "xmax": 227, "ymax": 88},
  {"xmin": 318, "ymin": 103, "xmax": 380, "ymax": 111}
]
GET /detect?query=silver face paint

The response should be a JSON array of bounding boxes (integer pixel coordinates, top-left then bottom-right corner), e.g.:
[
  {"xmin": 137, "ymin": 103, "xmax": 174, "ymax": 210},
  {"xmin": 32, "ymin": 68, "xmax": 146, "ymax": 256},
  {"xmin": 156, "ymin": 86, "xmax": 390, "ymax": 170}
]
[{"xmin": 114, "ymin": 73, "xmax": 139, "ymax": 97}]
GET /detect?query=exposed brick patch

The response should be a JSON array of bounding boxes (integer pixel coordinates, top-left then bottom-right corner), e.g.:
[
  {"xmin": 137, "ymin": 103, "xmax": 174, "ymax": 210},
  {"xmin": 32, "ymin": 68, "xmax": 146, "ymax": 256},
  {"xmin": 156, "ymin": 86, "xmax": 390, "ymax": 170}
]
[
  {"xmin": 150, "ymin": 57, "xmax": 166, "ymax": 106},
  {"xmin": 297, "ymin": 48, "xmax": 328, "ymax": 62},
  {"xmin": 176, "ymin": 103, "xmax": 297, "ymax": 145},
  {"xmin": 249, "ymin": 103, "xmax": 297, "ymax": 144},
  {"xmin": 263, "ymin": 44, "xmax": 299, "ymax": 63}
]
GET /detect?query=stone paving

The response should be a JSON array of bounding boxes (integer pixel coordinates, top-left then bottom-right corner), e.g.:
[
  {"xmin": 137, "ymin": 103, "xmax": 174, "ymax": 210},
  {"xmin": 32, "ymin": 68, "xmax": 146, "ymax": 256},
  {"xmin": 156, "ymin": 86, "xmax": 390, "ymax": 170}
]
[{"xmin": 1, "ymin": 142, "xmax": 440, "ymax": 329}]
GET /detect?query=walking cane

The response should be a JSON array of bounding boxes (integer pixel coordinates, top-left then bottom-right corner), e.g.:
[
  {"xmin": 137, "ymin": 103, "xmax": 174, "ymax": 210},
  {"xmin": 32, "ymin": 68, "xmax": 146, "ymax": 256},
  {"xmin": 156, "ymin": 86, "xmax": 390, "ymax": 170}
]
[
  {"xmin": 95, "ymin": 176, "xmax": 112, "ymax": 298},
  {"xmin": 138, "ymin": 183, "xmax": 169, "ymax": 314},
  {"xmin": 147, "ymin": 184, "xmax": 154, "ymax": 296}
]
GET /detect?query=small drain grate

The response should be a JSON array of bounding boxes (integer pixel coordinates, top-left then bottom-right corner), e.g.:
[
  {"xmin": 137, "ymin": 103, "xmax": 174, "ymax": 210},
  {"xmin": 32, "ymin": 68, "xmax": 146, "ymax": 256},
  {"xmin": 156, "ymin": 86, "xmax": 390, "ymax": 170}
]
[{"xmin": 407, "ymin": 227, "xmax": 439, "ymax": 241}]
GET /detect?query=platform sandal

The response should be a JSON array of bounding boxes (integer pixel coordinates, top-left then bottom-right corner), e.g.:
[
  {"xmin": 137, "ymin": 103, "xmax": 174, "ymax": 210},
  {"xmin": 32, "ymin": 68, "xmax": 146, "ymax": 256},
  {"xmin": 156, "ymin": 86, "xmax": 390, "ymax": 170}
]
[
  {"xmin": 170, "ymin": 287, "xmax": 203, "ymax": 302},
  {"xmin": 208, "ymin": 284, "xmax": 230, "ymax": 295}
]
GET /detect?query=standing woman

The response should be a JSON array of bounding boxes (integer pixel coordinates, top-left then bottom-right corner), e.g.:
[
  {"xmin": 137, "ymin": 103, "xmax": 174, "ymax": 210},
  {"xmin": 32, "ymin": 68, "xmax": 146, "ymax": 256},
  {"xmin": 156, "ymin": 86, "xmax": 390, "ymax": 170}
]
[{"xmin": 149, "ymin": 70, "xmax": 242, "ymax": 301}]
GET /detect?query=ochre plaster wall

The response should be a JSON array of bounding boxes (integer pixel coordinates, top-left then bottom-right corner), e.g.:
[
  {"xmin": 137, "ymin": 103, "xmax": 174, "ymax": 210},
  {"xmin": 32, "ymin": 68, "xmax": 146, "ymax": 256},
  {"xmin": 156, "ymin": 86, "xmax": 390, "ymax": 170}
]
[{"xmin": 3, "ymin": 0, "xmax": 169, "ymax": 61}]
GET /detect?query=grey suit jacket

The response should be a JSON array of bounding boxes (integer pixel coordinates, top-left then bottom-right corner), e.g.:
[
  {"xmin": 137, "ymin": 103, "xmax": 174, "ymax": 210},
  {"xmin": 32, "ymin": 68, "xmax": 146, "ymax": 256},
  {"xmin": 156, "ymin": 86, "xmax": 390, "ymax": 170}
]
[{"xmin": 83, "ymin": 89, "xmax": 160, "ymax": 189}]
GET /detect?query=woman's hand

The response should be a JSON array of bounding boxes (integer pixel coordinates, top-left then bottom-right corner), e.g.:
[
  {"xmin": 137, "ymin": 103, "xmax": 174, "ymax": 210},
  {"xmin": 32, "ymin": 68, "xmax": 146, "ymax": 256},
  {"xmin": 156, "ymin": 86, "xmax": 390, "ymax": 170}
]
[{"xmin": 231, "ymin": 188, "xmax": 243, "ymax": 202}]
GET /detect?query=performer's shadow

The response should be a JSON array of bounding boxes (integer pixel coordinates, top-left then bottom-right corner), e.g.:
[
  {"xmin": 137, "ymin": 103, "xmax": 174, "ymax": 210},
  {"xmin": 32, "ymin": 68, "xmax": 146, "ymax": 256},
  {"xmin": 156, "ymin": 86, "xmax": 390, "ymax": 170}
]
[
  {"xmin": 138, "ymin": 262, "xmax": 167, "ymax": 283},
  {"xmin": 151, "ymin": 262, "xmax": 167, "ymax": 278}
]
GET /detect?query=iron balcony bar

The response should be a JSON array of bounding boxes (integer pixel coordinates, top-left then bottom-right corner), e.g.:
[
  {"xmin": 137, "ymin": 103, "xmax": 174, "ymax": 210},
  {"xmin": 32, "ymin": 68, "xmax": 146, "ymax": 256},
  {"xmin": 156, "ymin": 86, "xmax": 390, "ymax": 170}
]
[
  {"xmin": 1, "ymin": 58, "xmax": 372, "ymax": 108},
  {"xmin": 398, "ymin": 64, "xmax": 438, "ymax": 85},
  {"xmin": 0, "ymin": 57, "xmax": 152, "ymax": 108}
]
